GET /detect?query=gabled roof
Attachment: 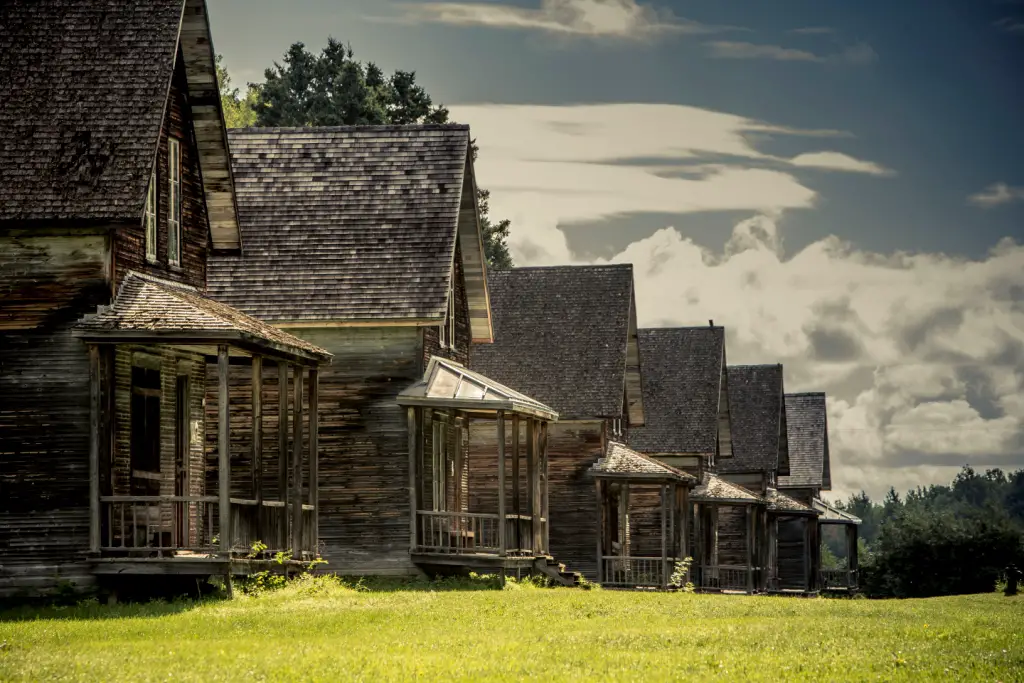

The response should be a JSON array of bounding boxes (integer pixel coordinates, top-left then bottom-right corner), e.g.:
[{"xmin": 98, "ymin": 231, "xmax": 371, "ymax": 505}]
[
  {"xmin": 692, "ymin": 473, "xmax": 763, "ymax": 504},
  {"xmin": 73, "ymin": 272, "xmax": 330, "ymax": 363},
  {"xmin": 397, "ymin": 356, "xmax": 557, "ymax": 421},
  {"xmin": 779, "ymin": 393, "xmax": 831, "ymax": 490},
  {"xmin": 767, "ymin": 488, "xmax": 816, "ymax": 514},
  {"xmin": 207, "ymin": 125, "xmax": 493, "ymax": 340},
  {"xmin": 470, "ymin": 265, "xmax": 644, "ymax": 422},
  {"xmin": 628, "ymin": 326, "xmax": 724, "ymax": 455},
  {"xmin": 814, "ymin": 499, "xmax": 861, "ymax": 525},
  {"xmin": 719, "ymin": 364, "xmax": 790, "ymax": 476},
  {"xmin": 0, "ymin": 0, "xmax": 240, "ymax": 248},
  {"xmin": 592, "ymin": 442, "xmax": 696, "ymax": 482}
]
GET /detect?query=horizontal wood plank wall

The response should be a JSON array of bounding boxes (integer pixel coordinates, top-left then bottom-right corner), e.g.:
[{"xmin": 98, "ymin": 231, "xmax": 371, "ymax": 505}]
[
  {"xmin": 716, "ymin": 506, "xmax": 749, "ymax": 566},
  {"xmin": 0, "ymin": 233, "xmax": 110, "ymax": 596},
  {"xmin": 775, "ymin": 516, "xmax": 806, "ymax": 589},
  {"xmin": 114, "ymin": 49, "xmax": 208, "ymax": 291},
  {"xmin": 627, "ymin": 486, "xmax": 666, "ymax": 558}
]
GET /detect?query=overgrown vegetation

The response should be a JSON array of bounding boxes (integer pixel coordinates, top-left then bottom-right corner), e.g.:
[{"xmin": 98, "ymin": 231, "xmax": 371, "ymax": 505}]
[
  {"xmin": 1, "ymin": 587, "xmax": 1019, "ymax": 681},
  {"xmin": 827, "ymin": 465, "xmax": 1024, "ymax": 598},
  {"xmin": 216, "ymin": 40, "xmax": 514, "ymax": 270}
]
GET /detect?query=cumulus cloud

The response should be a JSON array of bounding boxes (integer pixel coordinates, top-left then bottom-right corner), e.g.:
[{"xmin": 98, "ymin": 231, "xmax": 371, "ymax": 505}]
[
  {"xmin": 968, "ymin": 182, "xmax": 1024, "ymax": 208},
  {"xmin": 705, "ymin": 40, "xmax": 877, "ymax": 65},
  {"xmin": 457, "ymin": 102, "xmax": 1023, "ymax": 499},
  {"xmin": 388, "ymin": 0, "xmax": 736, "ymax": 40}
]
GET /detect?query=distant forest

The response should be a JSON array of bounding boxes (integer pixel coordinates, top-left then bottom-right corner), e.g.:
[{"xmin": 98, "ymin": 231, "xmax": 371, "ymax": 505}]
[{"xmin": 824, "ymin": 466, "xmax": 1024, "ymax": 597}]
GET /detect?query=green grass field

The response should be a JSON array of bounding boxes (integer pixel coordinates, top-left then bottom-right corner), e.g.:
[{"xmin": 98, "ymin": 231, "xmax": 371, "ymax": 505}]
[{"xmin": 1, "ymin": 578, "xmax": 1021, "ymax": 682}]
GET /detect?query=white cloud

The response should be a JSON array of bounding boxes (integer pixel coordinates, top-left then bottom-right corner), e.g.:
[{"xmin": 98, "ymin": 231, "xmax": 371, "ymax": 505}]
[
  {"xmin": 968, "ymin": 182, "xmax": 1024, "ymax": 208},
  {"xmin": 458, "ymin": 102, "xmax": 1023, "ymax": 499},
  {"xmin": 706, "ymin": 41, "xmax": 822, "ymax": 62},
  {"xmin": 789, "ymin": 26, "xmax": 834, "ymax": 35},
  {"xmin": 390, "ymin": 0, "xmax": 735, "ymax": 40},
  {"xmin": 994, "ymin": 16, "xmax": 1024, "ymax": 34}
]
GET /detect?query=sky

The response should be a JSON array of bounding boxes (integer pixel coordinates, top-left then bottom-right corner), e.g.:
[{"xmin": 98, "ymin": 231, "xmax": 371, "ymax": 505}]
[{"xmin": 210, "ymin": 0, "xmax": 1024, "ymax": 501}]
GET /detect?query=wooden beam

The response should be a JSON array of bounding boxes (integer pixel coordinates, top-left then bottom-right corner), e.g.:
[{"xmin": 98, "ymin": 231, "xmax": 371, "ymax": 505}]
[
  {"xmin": 803, "ymin": 516, "xmax": 812, "ymax": 592},
  {"xmin": 745, "ymin": 505, "xmax": 754, "ymax": 594},
  {"xmin": 511, "ymin": 414, "xmax": 520, "ymax": 519},
  {"xmin": 218, "ymin": 345, "xmax": 230, "ymax": 556},
  {"xmin": 277, "ymin": 362, "xmax": 288, "ymax": 551},
  {"xmin": 251, "ymin": 356, "xmax": 263, "ymax": 508},
  {"xmin": 88, "ymin": 345, "xmax": 101, "ymax": 554},
  {"xmin": 527, "ymin": 418, "xmax": 540, "ymax": 553},
  {"xmin": 661, "ymin": 484, "xmax": 668, "ymax": 589},
  {"xmin": 595, "ymin": 479, "xmax": 604, "ymax": 584},
  {"xmin": 540, "ymin": 421, "xmax": 549, "ymax": 554},
  {"xmin": 496, "ymin": 411, "xmax": 506, "ymax": 557},
  {"xmin": 408, "ymin": 406, "xmax": 419, "ymax": 552},
  {"xmin": 291, "ymin": 366, "xmax": 304, "ymax": 556},
  {"xmin": 308, "ymin": 368, "xmax": 319, "ymax": 550},
  {"xmin": 620, "ymin": 482, "xmax": 629, "ymax": 558}
]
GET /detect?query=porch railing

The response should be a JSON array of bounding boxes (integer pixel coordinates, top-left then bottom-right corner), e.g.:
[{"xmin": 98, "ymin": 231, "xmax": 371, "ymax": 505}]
[
  {"xmin": 820, "ymin": 568, "xmax": 858, "ymax": 590},
  {"xmin": 504, "ymin": 513, "xmax": 536, "ymax": 555},
  {"xmin": 99, "ymin": 496, "xmax": 315, "ymax": 557},
  {"xmin": 601, "ymin": 556, "xmax": 677, "ymax": 588},
  {"xmin": 416, "ymin": 511, "xmax": 501, "ymax": 554},
  {"xmin": 697, "ymin": 564, "xmax": 758, "ymax": 592}
]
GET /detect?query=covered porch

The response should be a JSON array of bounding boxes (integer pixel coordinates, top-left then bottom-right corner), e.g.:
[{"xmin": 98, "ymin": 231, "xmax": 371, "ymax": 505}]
[
  {"xmin": 815, "ymin": 498, "xmax": 862, "ymax": 592},
  {"xmin": 691, "ymin": 474, "xmax": 767, "ymax": 594},
  {"xmin": 74, "ymin": 272, "xmax": 331, "ymax": 579},
  {"xmin": 592, "ymin": 442, "xmax": 695, "ymax": 589},
  {"xmin": 766, "ymin": 489, "xmax": 821, "ymax": 594},
  {"xmin": 398, "ymin": 358, "xmax": 566, "ymax": 578}
]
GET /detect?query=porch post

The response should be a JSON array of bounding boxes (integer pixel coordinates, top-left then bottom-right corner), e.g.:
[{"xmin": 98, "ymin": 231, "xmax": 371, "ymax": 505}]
[
  {"xmin": 849, "ymin": 524, "xmax": 859, "ymax": 588},
  {"xmin": 291, "ymin": 366, "xmax": 304, "ymax": 556},
  {"xmin": 511, "ymin": 414, "xmax": 520, "ymax": 525},
  {"xmin": 679, "ymin": 487, "xmax": 689, "ymax": 561},
  {"xmin": 540, "ymin": 421, "xmax": 549, "ymax": 554},
  {"xmin": 277, "ymin": 361, "xmax": 288, "ymax": 551},
  {"xmin": 595, "ymin": 479, "xmax": 604, "ymax": 584},
  {"xmin": 251, "ymin": 356, "xmax": 263, "ymax": 522},
  {"xmin": 218, "ymin": 345, "xmax": 231, "ymax": 555},
  {"xmin": 660, "ymin": 483, "xmax": 668, "ymax": 589},
  {"xmin": 308, "ymin": 368, "xmax": 319, "ymax": 550},
  {"xmin": 408, "ymin": 406, "xmax": 421, "ymax": 552},
  {"xmin": 620, "ymin": 482, "xmax": 629, "ymax": 558},
  {"xmin": 496, "ymin": 411, "xmax": 507, "ymax": 557},
  {"xmin": 528, "ymin": 417, "xmax": 540, "ymax": 553},
  {"xmin": 745, "ymin": 505, "xmax": 754, "ymax": 593},
  {"xmin": 693, "ymin": 503, "xmax": 702, "ymax": 587},
  {"xmin": 88, "ymin": 344, "xmax": 101, "ymax": 554}
]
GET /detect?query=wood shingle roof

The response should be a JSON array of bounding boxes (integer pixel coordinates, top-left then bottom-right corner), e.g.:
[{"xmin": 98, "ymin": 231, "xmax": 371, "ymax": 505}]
[
  {"xmin": 779, "ymin": 393, "xmax": 831, "ymax": 490},
  {"xmin": 470, "ymin": 265, "xmax": 643, "ymax": 421},
  {"xmin": 0, "ymin": 0, "xmax": 240, "ymax": 247},
  {"xmin": 692, "ymin": 473, "xmax": 763, "ymax": 504},
  {"xmin": 719, "ymin": 364, "xmax": 790, "ymax": 476},
  {"xmin": 207, "ymin": 126, "xmax": 491, "ymax": 339},
  {"xmin": 592, "ymin": 441, "xmax": 695, "ymax": 482},
  {"xmin": 628, "ymin": 326, "xmax": 724, "ymax": 455}
]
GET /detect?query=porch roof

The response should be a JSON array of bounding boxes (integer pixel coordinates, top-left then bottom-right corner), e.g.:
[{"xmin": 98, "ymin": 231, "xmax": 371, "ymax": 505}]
[
  {"xmin": 397, "ymin": 356, "xmax": 558, "ymax": 421},
  {"xmin": 767, "ymin": 488, "xmax": 817, "ymax": 515},
  {"xmin": 73, "ymin": 271, "xmax": 331, "ymax": 364},
  {"xmin": 813, "ymin": 498, "xmax": 862, "ymax": 525},
  {"xmin": 592, "ymin": 442, "xmax": 696, "ymax": 483},
  {"xmin": 692, "ymin": 473, "xmax": 764, "ymax": 505}
]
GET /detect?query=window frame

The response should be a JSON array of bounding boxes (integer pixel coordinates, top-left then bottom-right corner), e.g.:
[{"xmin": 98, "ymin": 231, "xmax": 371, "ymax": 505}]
[
  {"xmin": 167, "ymin": 137, "xmax": 182, "ymax": 267},
  {"xmin": 144, "ymin": 169, "xmax": 158, "ymax": 262}
]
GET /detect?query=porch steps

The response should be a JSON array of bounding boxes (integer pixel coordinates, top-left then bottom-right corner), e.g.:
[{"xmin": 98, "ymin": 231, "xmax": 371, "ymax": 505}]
[{"xmin": 532, "ymin": 556, "xmax": 583, "ymax": 587}]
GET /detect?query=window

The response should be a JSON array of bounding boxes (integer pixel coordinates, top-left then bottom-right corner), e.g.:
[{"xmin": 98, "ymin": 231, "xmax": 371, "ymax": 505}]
[
  {"xmin": 144, "ymin": 171, "xmax": 157, "ymax": 262},
  {"xmin": 168, "ymin": 137, "xmax": 182, "ymax": 267},
  {"xmin": 439, "ymin": 281, "xmax": 456, "ymax": 350},
  {"xmin": 130, "ymin": 365, "xmax": 162, "ymax": 495}
]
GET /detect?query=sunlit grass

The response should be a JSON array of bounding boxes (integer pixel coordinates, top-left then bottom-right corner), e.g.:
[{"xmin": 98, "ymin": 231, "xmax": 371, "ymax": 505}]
[{"xmin": 1, "ymin": 578, "xmax": 1021, "ymax": 682}]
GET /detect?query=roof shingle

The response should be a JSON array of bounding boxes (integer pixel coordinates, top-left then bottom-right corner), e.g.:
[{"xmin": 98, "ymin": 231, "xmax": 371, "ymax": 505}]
[
  {"xmin": 0, "ymin": 0, "xmax": 183, "ymax": 223},
  {"xmin": 470, "ymin": 265, "xmax": 637, "ymax": 420},
  {"xmin": 692, "ymin": 473, "xmax": 763, "ymax": 504},
  {"xmin": 719, "ymin": 365, "xmax": 790, "ymax": 476},
  {"xmin": 779, "ymin": 393, "xmax": 830, "ymax": 490},
  {"xmin": 592, "ymin": 442, "xmax": 696, "ymax": 481},
  {"xmin": 208, "ymin": 126, "xmax": 474, "ymax": 326},
  {"xmin": 628, "ymin": 327, "xmax": 724, "ymax": 455}
]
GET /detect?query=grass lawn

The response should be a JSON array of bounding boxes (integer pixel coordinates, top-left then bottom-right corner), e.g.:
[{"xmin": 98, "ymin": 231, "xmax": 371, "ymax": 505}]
[{"xmin": 1, "ymin": 578, "xmax": 1021, "ymax": 682}]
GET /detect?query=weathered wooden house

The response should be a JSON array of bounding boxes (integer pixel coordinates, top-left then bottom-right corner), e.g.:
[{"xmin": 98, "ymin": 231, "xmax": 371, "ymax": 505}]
[
  {"xmin": 627, "ymin": 327, "xmax": 764, "ymax": 593},
  {"xmin": 206, "ymin": 126, "xmax": 569, "ymax": 581},
  {"xmin": 0, "ymin": 0, "xmax": 332, "ymax": 598},
  {"xmin": 779, "ymin": 392, "xmax": 860, "ymax": 592},
  {"xmin": 468, "ymin": 265, "xmax": 645, "ymax": 580}
]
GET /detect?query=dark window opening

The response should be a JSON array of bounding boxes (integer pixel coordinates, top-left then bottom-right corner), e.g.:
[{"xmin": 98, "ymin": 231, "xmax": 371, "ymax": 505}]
[{"xmin": 131, "ymin": 365, "xmax": 162, "ymax": 495}]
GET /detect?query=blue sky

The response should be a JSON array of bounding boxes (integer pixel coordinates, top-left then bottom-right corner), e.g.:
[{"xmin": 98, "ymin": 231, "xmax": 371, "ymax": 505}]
[{"xmin": 210, "ymin": 0, "xmax": 1024, "ymax": 498}]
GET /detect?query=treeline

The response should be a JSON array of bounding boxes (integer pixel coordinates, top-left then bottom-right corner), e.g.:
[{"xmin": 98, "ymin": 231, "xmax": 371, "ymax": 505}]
[{"xmin": 826, "ymin": 466, "xmax": 1024, "ymax": 597}]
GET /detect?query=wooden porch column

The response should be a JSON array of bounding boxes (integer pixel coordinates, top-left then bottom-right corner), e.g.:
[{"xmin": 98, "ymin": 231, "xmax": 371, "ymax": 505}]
[
  {"xmin": 595, "ymin": 479, "xmax": 604, "ymax": 583},
  {"xmin": 660, "ymin": 484, "xmax": 668, "ymax": 589},
  {"xmin": 407, "ymin": 407, "xmax": 421, "ymax": 552},
  {"xmin": 496, "ymin": 411, "xmax": 507, "ymax": 557},
  {"xmin": 678, "ymin": 487, "xmax": 689, "ymax": 561},
  {"xmin": 803, "ymin": 516, "xmax": 813, "ymax": 592},
  {"xmin": 849, "ymin": 524, "xmax": 859, "ymax": 588},
  {"xmin": 218, "ymin": 345, "xmax": 231, "ymax": 555},
  {"xmin": 88, "ymin": 344, "xmax": 101, "ymax": 554},
  {"xmin": 528, "ymin": 418, "xmax": 540, "ymax": 553},
  {"xmin": 291, "ymin": 366, "xmax": 304, "ymax": 555},
  {"xmin": 252, "ymin": 356, "xmax": 263, "ymax": 510},
  {"xmin": 308, "ymin": 368, "xmax": 318, "ymax": 549},
  {"xmin": 619, "ymin": 482, "xmax": 630, "ymax": 558},
  {"xmin": 745, "ymin": 505, "xmax": 754, "ymax": 594},
  {"xmin": 693, "ymin": 503, "xmax": 703, "ymax": 587},
  {"xmin": 540, "ymin": 421, "xmax": 549, "ymax": 554},
  {"xmin": 511, "ymin": 414, "xmax": 520, "ymax": 523}
]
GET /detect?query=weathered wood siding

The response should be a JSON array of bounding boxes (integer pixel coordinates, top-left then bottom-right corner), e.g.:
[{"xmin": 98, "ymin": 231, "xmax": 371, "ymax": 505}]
[
  {"xmin": 114, "ymin": 49, "xmax": 209, "ymax": 291},
  {"xmin": 0, "ymin": 233, "xmax": 109, "ymax": 596},
  {"xmin": 775, "ymin": 516, "xmax": 807, "ymax": 589},
  {"xmin": 717, "ymin": 505, "xmax": 749, "ymax": 566},
  {"xmin": 422, "ymin": 243, "xmax": 471, "ymax": 367}
]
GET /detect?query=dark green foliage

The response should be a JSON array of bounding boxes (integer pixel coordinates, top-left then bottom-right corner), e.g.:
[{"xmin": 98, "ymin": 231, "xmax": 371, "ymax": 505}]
[{"xmin": 836, "ymin": 465, "xmax": 1024, "ymax": 598}]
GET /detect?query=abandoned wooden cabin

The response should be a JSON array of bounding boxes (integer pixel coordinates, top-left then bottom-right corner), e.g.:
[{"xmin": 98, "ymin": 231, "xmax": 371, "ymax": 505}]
[
  {"xmin": 469, "ymin": 265, "xmax": 645, "ymax": 581},
  {"xmin": 591, "ymin": 442, "xmax": 696, "ymax": 589},
  {"xmin": 206, "ymin": 125, "xmax": 569, "ymax": 580},
  {"xmin": 780, "ymin": 392, "xmax": 860, "ymax": 592},
  {"xmin": 0, "ymin": 0, "xmax": 332, "ymax": 597},
  {"xmin": 627, "ymin": 326, "xmax": 766, "ymax": 593}
]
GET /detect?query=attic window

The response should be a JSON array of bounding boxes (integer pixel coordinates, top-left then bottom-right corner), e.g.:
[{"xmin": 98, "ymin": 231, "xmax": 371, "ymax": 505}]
[
  {"xmin": 440, "ymin": 280, "xmax": 456, "ymax": 350},
  {"xmin": 167, "ymin": 138, "xmax": 182, "ymax": 267},
  {"xmin": 144, "ymin": 171, "xmax": 157, "ymax": 262}
]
